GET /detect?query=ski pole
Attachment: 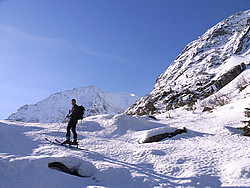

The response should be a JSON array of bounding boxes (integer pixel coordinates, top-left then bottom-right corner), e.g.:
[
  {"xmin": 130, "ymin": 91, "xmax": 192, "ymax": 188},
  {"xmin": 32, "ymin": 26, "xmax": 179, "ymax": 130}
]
[{"xmin": 49, "ymin": 119, "xmax": 66, "ymax": 145}]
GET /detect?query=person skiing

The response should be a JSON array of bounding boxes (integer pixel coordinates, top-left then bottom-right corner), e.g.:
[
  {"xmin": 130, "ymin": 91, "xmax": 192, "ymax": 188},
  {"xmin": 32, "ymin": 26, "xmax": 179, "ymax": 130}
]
[{"xmin": 62, "ymin": 99, "xmax": 79, "ymax": 145}]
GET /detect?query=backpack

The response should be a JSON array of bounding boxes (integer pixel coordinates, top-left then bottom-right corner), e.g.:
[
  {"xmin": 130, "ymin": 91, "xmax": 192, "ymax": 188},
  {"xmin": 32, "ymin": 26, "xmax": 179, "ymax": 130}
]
[{"xmin": 77, "ymin": 105, "xmax": 85, "ymax": 120}]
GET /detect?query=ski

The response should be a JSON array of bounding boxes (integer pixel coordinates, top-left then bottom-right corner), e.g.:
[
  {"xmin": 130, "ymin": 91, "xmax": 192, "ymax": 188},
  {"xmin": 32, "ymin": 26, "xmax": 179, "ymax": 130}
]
[{"xmin": 45, "ymin": 138, "xmax": 87, "ymax": 151}]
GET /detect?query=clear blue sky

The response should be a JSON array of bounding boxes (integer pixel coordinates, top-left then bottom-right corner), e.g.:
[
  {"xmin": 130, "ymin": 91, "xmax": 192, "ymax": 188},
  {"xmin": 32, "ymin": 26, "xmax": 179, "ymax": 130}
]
[{"xmin": 0, "ymin": 0, "xmax": 250, "ymax": 119}]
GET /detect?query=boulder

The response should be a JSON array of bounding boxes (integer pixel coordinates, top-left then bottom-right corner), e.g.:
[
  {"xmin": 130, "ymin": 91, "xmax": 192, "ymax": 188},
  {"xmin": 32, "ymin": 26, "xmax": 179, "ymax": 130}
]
[{"xmin": 141, "ymin": 127, "xmax": 187, "ymax": 143}]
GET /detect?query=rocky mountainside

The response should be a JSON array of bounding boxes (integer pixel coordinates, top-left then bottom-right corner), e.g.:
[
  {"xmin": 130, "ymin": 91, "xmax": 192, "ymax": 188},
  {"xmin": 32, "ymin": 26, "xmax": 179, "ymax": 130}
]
[
  {"xmin": 7, "ymin": 86, "xmax": 139, "ymax": 123},
  {"xmin": 125, "ymin": 10, "xmax": 250, "ymax": 116}
]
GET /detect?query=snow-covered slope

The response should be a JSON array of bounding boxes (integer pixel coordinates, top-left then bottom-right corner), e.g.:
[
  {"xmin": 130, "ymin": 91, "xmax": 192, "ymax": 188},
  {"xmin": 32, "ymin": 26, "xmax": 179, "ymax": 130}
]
[
  {"xmin": 0, "ymin": 85, "xmax": 249, "ymax": 187},
  {"xmin": 126, "ymin": 10, "xmax": 250, "ymax": 116},
  {"xmin": 7, "ymin": 86, "xmax": 139, "ymax": 123}
]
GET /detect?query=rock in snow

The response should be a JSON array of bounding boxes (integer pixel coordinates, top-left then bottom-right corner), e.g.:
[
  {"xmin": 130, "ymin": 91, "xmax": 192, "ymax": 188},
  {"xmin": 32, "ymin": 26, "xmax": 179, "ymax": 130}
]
[
  {"xmin": 125, "ymin": 10, "xmax": 250, "ymax": 116},
  {"xmin": 7, "ymin": 86, "xmax": 139, "ymax": 123}
]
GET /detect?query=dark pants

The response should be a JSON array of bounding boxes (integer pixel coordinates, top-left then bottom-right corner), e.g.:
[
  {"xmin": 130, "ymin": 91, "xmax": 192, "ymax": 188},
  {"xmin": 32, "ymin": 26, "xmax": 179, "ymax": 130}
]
[{"xmin": 66, "ymin": 119, "xmax": 78, "ymax": 140}]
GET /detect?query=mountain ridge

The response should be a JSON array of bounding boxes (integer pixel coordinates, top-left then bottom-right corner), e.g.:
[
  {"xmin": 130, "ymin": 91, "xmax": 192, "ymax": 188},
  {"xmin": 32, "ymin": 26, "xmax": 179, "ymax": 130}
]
[{"xmin": 7, "ymin": 85, "xmax": 139, "ymax": 123}]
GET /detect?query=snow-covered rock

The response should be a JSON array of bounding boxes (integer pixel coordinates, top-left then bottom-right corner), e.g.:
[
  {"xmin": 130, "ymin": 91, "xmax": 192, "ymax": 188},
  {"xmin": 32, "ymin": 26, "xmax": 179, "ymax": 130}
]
[
  {"xmin": 7, "ymin": 86, "xmax": 139, "ymax": 123},
  {"xmin": 125, "ymin": 10, "xmax": 250, "ymax": 116}
]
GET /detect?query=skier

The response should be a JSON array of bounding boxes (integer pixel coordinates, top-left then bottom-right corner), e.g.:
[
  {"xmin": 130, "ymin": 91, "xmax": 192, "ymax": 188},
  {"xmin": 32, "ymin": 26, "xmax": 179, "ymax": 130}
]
[{"xmin": 62, "ymin": 99, "xmax": 79, "ymax": 145}]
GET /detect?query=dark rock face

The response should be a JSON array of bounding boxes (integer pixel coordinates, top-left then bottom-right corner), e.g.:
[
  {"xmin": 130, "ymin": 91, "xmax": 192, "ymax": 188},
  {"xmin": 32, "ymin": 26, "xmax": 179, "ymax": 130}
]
[
  {"xmin": 214, "ymin": 63, "xmax": 246, "ymax": 91},
  {"xmin": 125, "ymin": 10, "xmax": 250, "ymax": 116},
  {"xmin": 199, "ymin": 63, "xmax": 246, "ymax": 97},
  {"xmin": 133, "ymin": 101, "xmax": 157, "ymax": 116},
  {"xmin": 235, "ymin": 19, "xmax": 250, "ymax": 54}
]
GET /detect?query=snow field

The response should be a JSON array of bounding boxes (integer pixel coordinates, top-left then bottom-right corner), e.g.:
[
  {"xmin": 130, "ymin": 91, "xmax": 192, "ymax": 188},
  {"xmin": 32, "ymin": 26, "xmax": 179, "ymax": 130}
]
[{"xmin": 0, "ymin": 91, "xmax": 250, "ymax": 187}]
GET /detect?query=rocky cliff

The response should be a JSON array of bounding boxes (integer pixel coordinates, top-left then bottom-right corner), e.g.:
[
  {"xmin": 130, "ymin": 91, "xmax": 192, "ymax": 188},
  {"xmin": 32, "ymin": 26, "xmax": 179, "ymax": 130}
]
[{"xmin": 126, "ymin": 10, "xmax": 250, "ymax": 116}]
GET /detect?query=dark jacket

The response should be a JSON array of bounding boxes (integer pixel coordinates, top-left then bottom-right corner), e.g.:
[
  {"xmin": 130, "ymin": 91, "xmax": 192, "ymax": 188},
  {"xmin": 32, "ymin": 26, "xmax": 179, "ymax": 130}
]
[{"xmin": 69, "ymin": 104, "xmax": 79, "ymax": 120}]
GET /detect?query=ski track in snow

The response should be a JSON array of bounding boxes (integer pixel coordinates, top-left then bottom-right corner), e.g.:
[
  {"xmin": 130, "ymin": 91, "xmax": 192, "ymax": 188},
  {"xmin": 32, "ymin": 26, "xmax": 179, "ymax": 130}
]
[{"xmin": 0, "ymin": 94, "xmax": 250, "ymax": 187}]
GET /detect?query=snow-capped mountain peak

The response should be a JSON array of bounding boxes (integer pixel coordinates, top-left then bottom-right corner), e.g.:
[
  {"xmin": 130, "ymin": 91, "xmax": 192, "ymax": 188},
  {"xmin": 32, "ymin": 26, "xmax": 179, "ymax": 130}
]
[{"xmin": 7, "ymin": 86, "xmax": 139, "ymax": 123}]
